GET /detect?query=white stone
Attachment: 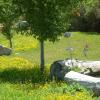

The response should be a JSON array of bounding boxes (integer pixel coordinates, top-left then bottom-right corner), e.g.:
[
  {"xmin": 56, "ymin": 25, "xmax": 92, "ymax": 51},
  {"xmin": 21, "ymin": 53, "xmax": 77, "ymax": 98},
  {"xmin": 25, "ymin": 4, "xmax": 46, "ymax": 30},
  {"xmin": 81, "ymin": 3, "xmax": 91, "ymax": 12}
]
[
  {"xmin": 64, "ymin": 59, "xmax": 100, "ymax": 74},
  {"xmin": 64, "ymin": 71, "xmax": 100, "ymax": 96}
]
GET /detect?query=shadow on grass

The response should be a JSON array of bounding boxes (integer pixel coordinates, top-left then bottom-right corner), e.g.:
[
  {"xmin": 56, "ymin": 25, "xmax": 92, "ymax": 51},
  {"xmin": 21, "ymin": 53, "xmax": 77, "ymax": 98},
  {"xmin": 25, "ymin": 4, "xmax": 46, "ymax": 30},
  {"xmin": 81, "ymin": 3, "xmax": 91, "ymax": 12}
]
[
  {"xmin": 80, "ymin": 32, "xmax": 100, "ymax": 35},
  {"xmin": 0, "ymin": 67, "xmax": 49, "ymax": 84}
]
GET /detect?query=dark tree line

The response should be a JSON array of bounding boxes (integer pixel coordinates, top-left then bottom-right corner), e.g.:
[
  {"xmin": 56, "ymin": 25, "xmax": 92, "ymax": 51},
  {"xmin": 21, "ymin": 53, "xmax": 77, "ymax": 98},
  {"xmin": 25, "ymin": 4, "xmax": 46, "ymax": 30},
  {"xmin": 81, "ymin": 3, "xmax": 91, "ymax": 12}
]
[{"xmin": 70, "ymin": 0, "xmax": 100, "ymax": 33}]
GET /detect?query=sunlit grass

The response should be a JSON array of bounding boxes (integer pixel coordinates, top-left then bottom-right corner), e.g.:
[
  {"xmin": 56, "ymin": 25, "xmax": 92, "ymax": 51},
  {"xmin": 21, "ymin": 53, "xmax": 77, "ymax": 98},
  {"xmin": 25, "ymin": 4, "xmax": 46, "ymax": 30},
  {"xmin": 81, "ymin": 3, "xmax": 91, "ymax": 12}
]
[
  {"xmin": 0, "ymin": 56, "xmax": 33, "ymax": 70},
  {"xmin": 0, "ymin": 82, "xmax": 93, "ymax": 100},
  {"xmin": 0, "ymin": 33, "xmax": 38, "ymax": 52},
  {"xmin": 13, "ymin": 34, "xmax": 38, "ymax": 52},
  {"xmin": 44, "ymin": 32, "xmax": 100, "ymax": 63},
  {"xmin": 0, "ymin": 32, "xmax": 100, "ymax": 64}
]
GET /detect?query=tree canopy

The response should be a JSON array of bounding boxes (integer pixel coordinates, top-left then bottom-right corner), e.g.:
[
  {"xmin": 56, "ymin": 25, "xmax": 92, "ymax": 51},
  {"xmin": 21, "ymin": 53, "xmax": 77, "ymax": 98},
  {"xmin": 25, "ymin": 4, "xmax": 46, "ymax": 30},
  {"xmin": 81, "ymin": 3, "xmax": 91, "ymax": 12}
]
[
  {"xmin": 12, "ymin": 0, "xmax": 86, "ymax": 42},
  {"xmin": 12, "ymin": 0, "xmax": 87, "ymax": 71}
]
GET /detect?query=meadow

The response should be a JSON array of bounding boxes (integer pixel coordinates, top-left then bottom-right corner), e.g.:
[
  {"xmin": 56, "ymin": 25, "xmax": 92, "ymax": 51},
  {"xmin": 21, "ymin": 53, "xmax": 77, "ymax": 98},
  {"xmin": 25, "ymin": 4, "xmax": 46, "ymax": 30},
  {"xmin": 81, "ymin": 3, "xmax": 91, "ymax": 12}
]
[{"xmin": 0, "ymin": 32, "xmax": 100, "ymax": 100}]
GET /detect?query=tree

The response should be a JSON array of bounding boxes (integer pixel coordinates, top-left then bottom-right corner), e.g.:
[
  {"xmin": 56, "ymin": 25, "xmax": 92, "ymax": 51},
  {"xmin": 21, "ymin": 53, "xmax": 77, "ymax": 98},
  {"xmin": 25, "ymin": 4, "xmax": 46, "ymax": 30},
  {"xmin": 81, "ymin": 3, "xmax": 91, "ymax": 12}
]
[
  {"xmin": 13, "ymin": 0, "xmax": 84, "ymax": 72},
  {"xmin": 0, "ymin": 0, "xmax": 19, "ymax": 48}
]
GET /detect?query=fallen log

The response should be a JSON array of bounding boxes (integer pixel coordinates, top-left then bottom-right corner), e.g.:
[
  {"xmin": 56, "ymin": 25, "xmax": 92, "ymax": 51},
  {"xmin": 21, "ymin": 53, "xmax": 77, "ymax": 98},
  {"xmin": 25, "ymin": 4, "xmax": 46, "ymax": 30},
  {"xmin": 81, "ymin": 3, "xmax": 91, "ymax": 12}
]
[{"xmin": 64, "ymin": 71, "xmax": 100, "ymax": 96}]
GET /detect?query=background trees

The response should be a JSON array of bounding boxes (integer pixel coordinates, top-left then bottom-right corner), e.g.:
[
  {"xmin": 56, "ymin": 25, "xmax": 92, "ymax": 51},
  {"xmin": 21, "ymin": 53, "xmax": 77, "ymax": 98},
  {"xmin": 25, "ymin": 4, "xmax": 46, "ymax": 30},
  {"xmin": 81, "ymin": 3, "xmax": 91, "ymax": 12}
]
[
  {"xmin": 0, "ymin": 0, "xmax": 19, "ymax": 48},
  {"xmin": 70, "ymin": 0, "xmax": 100, "ymax": 32}
]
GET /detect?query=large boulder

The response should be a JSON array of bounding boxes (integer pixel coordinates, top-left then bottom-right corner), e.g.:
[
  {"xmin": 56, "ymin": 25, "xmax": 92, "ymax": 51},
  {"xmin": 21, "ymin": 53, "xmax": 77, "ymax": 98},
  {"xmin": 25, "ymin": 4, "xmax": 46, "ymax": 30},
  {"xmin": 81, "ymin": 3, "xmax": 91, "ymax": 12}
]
[
  {"xmin": 0, "ymin": 45, "xmax": 12, "ymax": 56},
  {"xmin": 64, "ymin": 71, "xmax": 100, "ymax": 96},
  {"xmin": 50, "ymin": 60, "xmax": 71, "ymax": 81}
]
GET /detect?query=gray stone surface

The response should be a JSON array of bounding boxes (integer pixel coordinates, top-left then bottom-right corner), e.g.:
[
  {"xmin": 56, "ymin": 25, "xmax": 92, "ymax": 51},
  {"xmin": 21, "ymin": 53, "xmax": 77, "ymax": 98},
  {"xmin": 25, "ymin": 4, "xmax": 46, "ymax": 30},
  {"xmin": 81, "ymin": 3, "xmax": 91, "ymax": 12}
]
[
  {"xmin": 50, "ymin": 60, "xmax": 71, "ymax": 81},
  {"xmin": 0, "ymin": 45, "xmax": 12, "ymax": 56},
  {"xmin": 64, "ymin": 59, "xmax": 100, "ymax": 76},
  {"xmin": 64, "ymin": 71, "xmax": 100, "ymax": 96}
]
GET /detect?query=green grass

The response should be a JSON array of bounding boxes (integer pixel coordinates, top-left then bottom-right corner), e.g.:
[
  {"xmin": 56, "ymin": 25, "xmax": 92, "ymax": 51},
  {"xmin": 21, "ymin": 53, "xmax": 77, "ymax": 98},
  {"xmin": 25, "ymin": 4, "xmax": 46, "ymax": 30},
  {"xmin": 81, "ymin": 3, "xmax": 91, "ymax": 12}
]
[
  {"xmin": 0, "ymin": 82, "xmax": 93, "ymax": 100},
  {"xmin": 15, "ymin": 32, "xmax": 100, "ymax": 64},
  {"xmin": 0, "ymin": 32, "xmax": 100, "ymax": 99},
  {"xmin": 0, "ymin": 32, "xmax": 100, "ymax": 64}
]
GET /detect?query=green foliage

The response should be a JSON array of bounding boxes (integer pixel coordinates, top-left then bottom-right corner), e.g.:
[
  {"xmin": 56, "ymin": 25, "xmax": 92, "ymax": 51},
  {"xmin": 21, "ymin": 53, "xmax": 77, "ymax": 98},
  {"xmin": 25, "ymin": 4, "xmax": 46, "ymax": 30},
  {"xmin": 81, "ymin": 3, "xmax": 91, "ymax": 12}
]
[
  {"xmin": 71, "ymin": 67, "xmax": 81, "ymax": 72},
  {"xmin": 12, "ymin": 0, "xmax": 84, "ymax": 42},
  {"xmin": 0, "ymin": 0, "xmax": 19, "ymax": 48}
]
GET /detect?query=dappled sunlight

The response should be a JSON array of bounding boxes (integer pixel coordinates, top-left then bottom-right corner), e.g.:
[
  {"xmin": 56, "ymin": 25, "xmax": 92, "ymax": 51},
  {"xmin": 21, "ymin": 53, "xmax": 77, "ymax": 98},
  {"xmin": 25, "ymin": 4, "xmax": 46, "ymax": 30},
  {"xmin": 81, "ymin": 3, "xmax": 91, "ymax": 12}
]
[{"xmin": 13, "ymin": 34, "xmax": 38, "ymax": 52}]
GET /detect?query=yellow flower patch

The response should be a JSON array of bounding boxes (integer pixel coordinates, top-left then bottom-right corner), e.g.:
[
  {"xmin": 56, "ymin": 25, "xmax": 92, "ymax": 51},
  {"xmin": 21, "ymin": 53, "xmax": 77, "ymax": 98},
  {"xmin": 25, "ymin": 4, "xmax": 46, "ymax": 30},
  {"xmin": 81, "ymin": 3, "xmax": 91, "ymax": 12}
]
[
  {"xmin": 0, "ymin": 56, "xmax": 33, "ymax": 70},
  {"xmin": 13, "ymin": 34, "xmax": 38, "ymax": 51},
  {"xmin": 45, "ymin": 92, "xmax": 93, "ymax": 100}
]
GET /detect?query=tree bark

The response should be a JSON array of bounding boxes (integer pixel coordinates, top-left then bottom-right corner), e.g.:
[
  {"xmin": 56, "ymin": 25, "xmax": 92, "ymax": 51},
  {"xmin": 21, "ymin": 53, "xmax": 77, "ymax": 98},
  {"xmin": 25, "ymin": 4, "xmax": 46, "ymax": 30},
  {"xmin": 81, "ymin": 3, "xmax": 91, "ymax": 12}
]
[
  {"xmin": 40, "ymin": 40, "xmax": 45, "ymax": 72},
  {"xmin": 9, "ymin": 38, "xmax": 12, "ymax": 48}
]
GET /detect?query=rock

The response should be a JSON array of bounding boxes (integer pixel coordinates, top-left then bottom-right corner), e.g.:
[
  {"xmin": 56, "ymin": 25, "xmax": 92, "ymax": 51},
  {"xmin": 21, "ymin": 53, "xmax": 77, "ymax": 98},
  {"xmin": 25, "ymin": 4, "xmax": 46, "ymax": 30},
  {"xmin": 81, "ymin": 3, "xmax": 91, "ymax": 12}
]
[
  {"xmin": 50, "ymin": 60, "xmax": 71, "ymax": 81},
  {"xmin": 64, "ymin": 71, "xmax": 100, "ymax": 96},
  {"xmin": 64, "ymin": 59, "xmax": 100, "ymax": 77},
  {"xmin": 0, "ymin": 45, "xmax": 12, "ymax": 56},
  {"xmin": 64, "ymin": 32, "xmax": 71, "ymax": 37}
]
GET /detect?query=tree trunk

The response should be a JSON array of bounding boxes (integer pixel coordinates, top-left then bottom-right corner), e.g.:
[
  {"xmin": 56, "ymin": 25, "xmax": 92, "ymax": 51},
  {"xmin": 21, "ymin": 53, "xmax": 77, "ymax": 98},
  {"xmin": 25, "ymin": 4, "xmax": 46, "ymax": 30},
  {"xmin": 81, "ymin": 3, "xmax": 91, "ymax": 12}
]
[
  {"xmin": 9, "ymin": 38, "xmax": 12, "ymax": 48},
  {"xmin": 40, "ymin": 40, "xmax": 45, "ymax": 72}
]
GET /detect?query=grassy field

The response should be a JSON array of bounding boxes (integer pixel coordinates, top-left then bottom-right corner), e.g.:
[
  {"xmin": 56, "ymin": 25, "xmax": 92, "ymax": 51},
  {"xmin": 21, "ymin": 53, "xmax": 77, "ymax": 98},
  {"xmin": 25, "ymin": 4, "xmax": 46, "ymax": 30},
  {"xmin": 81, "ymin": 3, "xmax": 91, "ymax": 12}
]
[
  {"xmin": 1, "ymin": 32, "xmax": 100, "ymax": 64},
  {"xmin": 0, "ymin": 32, "xmax": 100, "ymax": 100},
  {"xmin": 16, "ymin": 32, "xmax": 100, "ymax": 64}
]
